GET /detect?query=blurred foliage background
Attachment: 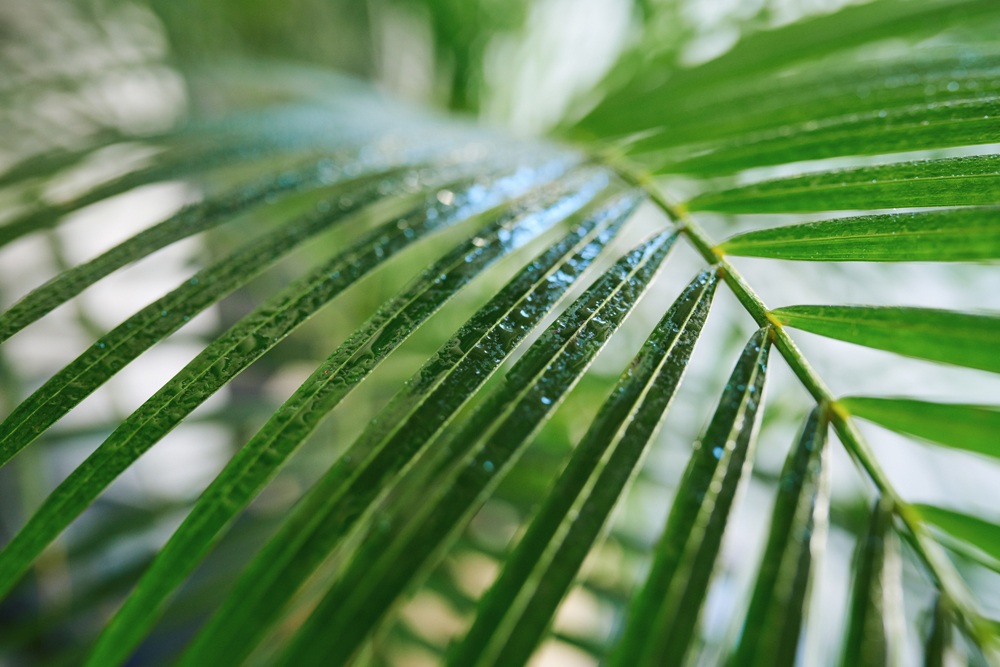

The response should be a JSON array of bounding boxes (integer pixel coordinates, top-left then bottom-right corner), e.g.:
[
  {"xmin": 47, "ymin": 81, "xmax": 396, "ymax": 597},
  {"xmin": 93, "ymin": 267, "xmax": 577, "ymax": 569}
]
[{"xmin": 1, "ymin": 1, "xmax": 999, "ymax": 666}]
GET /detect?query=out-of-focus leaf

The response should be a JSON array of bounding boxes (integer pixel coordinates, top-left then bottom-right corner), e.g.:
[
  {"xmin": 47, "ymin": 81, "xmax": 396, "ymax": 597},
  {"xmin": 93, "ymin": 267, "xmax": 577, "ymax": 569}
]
[
  {"xmin": 85, "ymin": 185, "xmax": 638, "ymax": 667},
  {"xmin": 605, "ymin": 48, "xmax": 1000, "ymax": 150},
  {"xmin": 579, "ymin": 0, "xmax": 1000, "ymax": 140},
  {"xmin": 840, "ymin": 397, "xmax": 1000, "ymax": 460},
  {"xmin": 771, "ymin": 306, "xmax": 1000, "ymax": 374},
  {"xmin": 718, "ymin": 207, "xmax": 1000, "ymax": 262},
  {"xmin": 610, "ymin": 328, "xmax": 771, "ymax": 667},
  {"xmin": 0, "ymin": 160, "xmax": 407, "ymax": 342},
  {"xmin": 914, "ymin": 505, "xmax": 1000, "ymax": 566},
  {"xmin": 690, "ymin": 156, "xmax": 1000, "ymax": 213},
  {"xmin": 924, "ymin": 595, "xmax": 953, "ymax": 667},
  {"xmin": 448, "ymin": 268, "xmax": 719, "ymax": 667},
  {"xmin": 273, "ymin": 229, "xmax": 679, "ymax": 667},
  {"xmin": 841, "ymin": 499, "xmax": 906, "ymax": 667},
  {"xmin": 731, "ymin": 406, "xmax": 830, "ymax": 667}
]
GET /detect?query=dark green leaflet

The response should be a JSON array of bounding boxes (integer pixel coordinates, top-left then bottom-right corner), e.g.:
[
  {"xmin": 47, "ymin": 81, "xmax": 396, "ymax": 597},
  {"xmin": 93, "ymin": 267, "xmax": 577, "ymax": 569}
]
[
  {"xmin": 840, "ymin": 397, "xmax": 1000, "ymax": 461},
  {"xmin": 578, "ymin": 0, "xmax": 1000, "ymax": 137},
  {"xmin": 86, "ymin": 180, "xmax": 631, "ymax": 667},
  {"xmin": 717, "ymin": 207, "xmax": 1000, "ymax": 262},
  {"xmin": 448, "ymin": 268, "xmax": 718, "ymax": 667},
  {"xmin": 0, "ymin": 159, "xmax": 412, "ymax": 342},
  {"xmin": 651, "ymin": 97, "xmax": 1000, "ymax": 176},
  {"xmin": 0, "ymin": 163, "xmax": 592, "ymax": 602},
  {"xmin": 690, "ymin": 156, "xmax": 1000, "ymax": 214},
  {"xmin": 924, "ymin": 596, "xmax": 952, "ymax": 667},
  {"xmin": 771, "ymin": 306, "xmax": 1000, "ymax": 374},
  {"xmin": 0, "ymin": 171, "xmax": 406, "ymax": 465},
  {"xmin": 610, "ymin": 328, "xmax": 771, "ymax": 667},
  {"xmin": 731, "ymin": 406, "xmax": 830, "ymax": 667},
  {"xmin": 613, "ymin": 49, "xmax": 1000, "ymax": 151},
  {"xmin": 841, "ymin": 499, "xmax": 904, "ymax": 667},
  {"xmin": 275, "ymin": 230, "xmax": 679, "ymax": 667},
  {"xmin": 176, "ymin": 185, "xmax": 634, "ymax": 667},
  {"xmin": 913, "ymin": 505, "xmax": 1000, "ymax": 567}
]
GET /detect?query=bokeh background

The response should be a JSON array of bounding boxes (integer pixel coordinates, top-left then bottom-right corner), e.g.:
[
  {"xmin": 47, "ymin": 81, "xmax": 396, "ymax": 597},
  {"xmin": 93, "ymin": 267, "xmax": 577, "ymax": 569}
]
[{"xmin": 1, "ymin": 0, "xmax": 999, "ymax": 665}]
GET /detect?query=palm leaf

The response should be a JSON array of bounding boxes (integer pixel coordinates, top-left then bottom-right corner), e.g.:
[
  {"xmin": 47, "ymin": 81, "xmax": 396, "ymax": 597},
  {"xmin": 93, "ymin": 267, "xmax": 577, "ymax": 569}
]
[{"xmin": 3, "ymin": 0, "xmax": 1000, "ymax": 665}]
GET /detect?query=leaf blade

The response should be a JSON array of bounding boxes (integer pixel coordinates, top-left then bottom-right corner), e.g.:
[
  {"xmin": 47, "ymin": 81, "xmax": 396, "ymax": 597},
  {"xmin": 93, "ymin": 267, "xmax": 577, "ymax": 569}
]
[
  {"xmin": 772, "ymin": 305, "xmax": 1000, "ymax": 374},
  {"xmin": 840, "ymin": 397, "xmax": 1000, "ymax": 460},
  {"xmin": 718, "ymin": 207, "xmax": 1000, "ymax": 262},
  {"xmin": 691, "ymin": 156, "xmax": 1000, "ymax": 214}
]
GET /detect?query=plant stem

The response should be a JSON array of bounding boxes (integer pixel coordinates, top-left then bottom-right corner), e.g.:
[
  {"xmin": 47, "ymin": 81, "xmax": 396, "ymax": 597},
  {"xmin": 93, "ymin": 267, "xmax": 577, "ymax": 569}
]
[{"xmin": 610, "ymin": 160, "xmax": 998, "ymax": 655}]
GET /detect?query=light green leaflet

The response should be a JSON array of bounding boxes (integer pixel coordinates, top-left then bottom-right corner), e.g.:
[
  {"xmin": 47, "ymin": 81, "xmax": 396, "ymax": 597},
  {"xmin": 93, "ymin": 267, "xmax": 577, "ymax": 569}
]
[
  {"xmin": 610, "ymin": 327, "xmax": 771, "ymax": 667},
  {"xmin": 717, "ymin": 207, "xmax": 1000, "ymax": 262},
  {"xmin": 840, "ymin": 397, "xmax": 1000, "ymax": 461},
  {"xmin": 651, "ymin": 98, "xmax": 1000, "ymax": 176},
  {"xmin": 690, "ymin": 156, "xmax": 1000, "ymax": 213},
  {"xmin": 914, "ymin": 505, "xmax": 1000, "ymax": 568},
  {"xmin": 0, "ymin": 163, "xmax": 594, "ymax": 602},
  {"xmin": 771, "ymin": 306, "xmax": 1000, "ymax": 374},
  {"xmin": 84, "ymin": 182, "xmax": 634, "ymax": 667},
  {"xmin": 174, "ymin": 175, "xmax": 626, "ymax": 667},
  {"xmin": 274, "ymin": 229, "xmax": 679, "ymax": 667},
  {"xmin": 731, "ymin": 406, "xmax": 829, "ymax": 667},
  {"xmin": 448, "ymin": 268, "xmax": 718, "ymax": 667},
  {"xmin": 840, "ymin": 499, "xmax": 906, "ymax": 667}
]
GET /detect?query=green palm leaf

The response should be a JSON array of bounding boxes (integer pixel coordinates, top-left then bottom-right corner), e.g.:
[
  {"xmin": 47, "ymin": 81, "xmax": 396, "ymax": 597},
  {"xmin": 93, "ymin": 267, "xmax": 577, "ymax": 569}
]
[
  {"xmin": 771, "ymin": 305, "xmax": 1000, "ymax": 373},
  {"xmin": 840, "ymin": 397, "xmax": 1000, "ymax": 460},
  {"xmin": 718, "ymin": 208, "xmax": 1000, "ymax": 262}
]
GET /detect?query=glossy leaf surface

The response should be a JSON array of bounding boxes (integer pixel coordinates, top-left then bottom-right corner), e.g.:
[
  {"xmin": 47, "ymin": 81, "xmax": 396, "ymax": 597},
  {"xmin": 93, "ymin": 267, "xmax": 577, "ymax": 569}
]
[{"xmin": 841, "ymin": 499, "xmax": 905, "ymax": 667}]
